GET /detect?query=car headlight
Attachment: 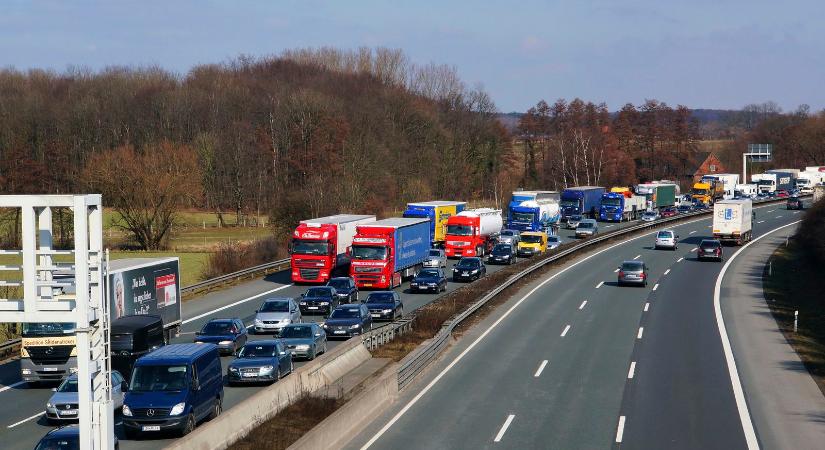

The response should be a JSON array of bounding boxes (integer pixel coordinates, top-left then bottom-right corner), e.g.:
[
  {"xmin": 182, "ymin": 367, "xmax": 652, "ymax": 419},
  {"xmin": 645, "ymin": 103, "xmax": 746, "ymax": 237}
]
[
  {"xmin": 194, "ymin": 341, "xmax": 204, "ymax": 344},
  {"xmin": 259, "ymin": 365, "xmax": 274, "ymax": 374},
  {"xmin": 218, "ymin": 340, "xmax": 233, "ymax": 345},
  {"xmin": 349, "ymin": 324, "xmax": 361, "ymax": 329},
  {"xmin": 122, "ymin": 404, "xmax": 133, "ymax": 417},
  {"xmin": 470, "ymin": 269, "xmax": 478, "ymax": 274},
  {"xmin": 169, "ymin": 402, "xmax": 186, "ymax": 416},
  {"xmin": 46, "ymin": 402, "xmax": 53, "ymax": 408},
  {"xmin": 322, "ymin": 324, "xmax": 329, "ymax": 328},
  {"xmin": 295, "ymin": 344, "xmax": 310, "ymax": 350},
  {"xmin": 382, "ymin": 309, "xmax": 393, "ymax": 313},
  {"xmin": 229, "ymin": 366, "xmax": 239, "ymax": 372},
  {"xmin": 300, "ymin": 301, "xmax": 306, "ymax": 305},
  {"xmin": 320, "ymin": 301, "xmax": 330, "ymax": 305},
  {"xmin": 254, "ymin": 318, "xmax": 263, "ymax": 324},
  {"xmin": 69, "ymin": 367, "xmax": 78, "ymax": 374}
]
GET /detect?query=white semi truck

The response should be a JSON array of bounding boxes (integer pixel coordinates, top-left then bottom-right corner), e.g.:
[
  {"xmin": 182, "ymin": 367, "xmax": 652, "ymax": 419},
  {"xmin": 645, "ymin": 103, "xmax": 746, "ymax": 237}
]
[{"xmin": 712, "ymin": 199, "xmax": 753, "ymax": 246}]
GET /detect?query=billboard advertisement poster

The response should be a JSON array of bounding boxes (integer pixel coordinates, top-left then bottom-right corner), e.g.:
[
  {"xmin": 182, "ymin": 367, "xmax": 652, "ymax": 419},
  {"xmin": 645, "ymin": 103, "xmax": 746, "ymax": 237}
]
[{"xmin": 110, "ymin": 260, "xmax": 181, "ymax": 325}]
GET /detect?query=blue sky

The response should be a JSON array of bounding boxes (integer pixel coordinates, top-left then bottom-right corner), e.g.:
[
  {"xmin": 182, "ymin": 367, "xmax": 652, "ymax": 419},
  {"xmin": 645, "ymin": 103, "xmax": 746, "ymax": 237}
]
[{"xmin": 1, "ymin": 0, "xmax": 822, "ymax": 112}]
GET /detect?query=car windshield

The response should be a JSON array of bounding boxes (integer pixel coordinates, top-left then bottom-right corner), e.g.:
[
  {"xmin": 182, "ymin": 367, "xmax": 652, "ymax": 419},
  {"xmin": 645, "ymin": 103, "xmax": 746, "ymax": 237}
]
[
  {"xmin": 200, "ymin": 321, "xmax": 234, "ymax": 334},
  {"xmin": 643, "ymin": 212, "xmax": 656, "ymax": 217},
  {"xmin": 366, "ymin": 293, "xmax": 394, "ymax": 304},
  {"xmin": 428, "ymin": 250, "xmax": 442, "ymax": 257},
  {"xmin": 129, "ymin": 365, "xmax": 188, "ymax": 392},
  {"xmin": 548, "ymin": 237, "xmax": 560, "ymax": 243},
  {"xmin": 351, "ymin": 245, "xmax": 388, "ymax": 260},
  {"xmin": 22, "ymin": 322, "xmax": 75, "ymax": 337},
  {"xmin": 446, "ymin": 224, "xmax": 473, "ymax": 236},
  {"xmin": 701, "ymin": 241, "xmax": 721, "ymax": 248},
  {"xmin": 305, "ymin": 288, "xmax": 333, "ymax": 298},
  {"xmin": 511, "ymin": 212, "xmax": 534, "ymax": 222},
  {"xmin": 522, "ymin": 234, "xmax": 543, "ymax": 243},
  {"xmin": 622, "ymin": 262, "xmax": 644, "ymax": 271},
  {"xmin": 280, "ymin": 326, "xmax": 313, "ymax": 339},
  {"xmin": 500, "ymin": 230, "xmax": 516, "ymax": 236},
  {"xmin": 492, "ymin": 244, "xmax": 511, "ymax": 254},
  {"xmin": 330, "ymin": 308, "xmax": 361, "ymax": 319},
  {"xmin": 291, "ymin": 239, "xmax": 330, "ymax": 255},
  {"xmin": 657, "ymin": 231, "xmax": 673, "ymax": 238},
  {"xmin": 238, "ymin": 344, "xmax": 276, "ymax": 358},
  {"xmin": 260, "ymin": 300, "xmax": 289, "ymax": 312},
  {"xmin": 417, "ymin": 269, "xmax": 440, "ymax": 278},
  {"xmin": 57, "ymin": 378, "xmax": 79, "ymax": 393},
  {"xmin": 457, "ymin": 259, "xmax": 479, "ymax": 269},
  {"xmin": 569, "ymin": 215, "xmax": 582, "ymax": 221},
  {"xmin": 601, "ymin": 198, "xmax": 622, "ymax": 207},
  {"xmin": 35, "ymin": 436, "xmax": 80, "ymax": 450},
  {"xmin": 327, "ymin": 279, "xmax": 349, "ymax": 289},
  {"xmin": 577, "ymin": 222, "xmax": 593, "ymax": 229}
]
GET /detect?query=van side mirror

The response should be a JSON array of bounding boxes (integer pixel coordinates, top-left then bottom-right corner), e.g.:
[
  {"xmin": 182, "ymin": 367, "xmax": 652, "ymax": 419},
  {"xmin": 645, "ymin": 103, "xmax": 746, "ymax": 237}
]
[
  {"xmin": 191, "ymin": 379, "xmax": 200, "ymax": 391},
  {"xmin": 51, "ymin": 387, "xmax": 57, "ymax": 392}
]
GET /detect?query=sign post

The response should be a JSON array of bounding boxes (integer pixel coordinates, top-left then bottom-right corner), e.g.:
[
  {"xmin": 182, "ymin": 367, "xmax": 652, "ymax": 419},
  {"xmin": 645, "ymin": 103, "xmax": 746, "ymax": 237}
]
[{"xmin": 743, "ymin": 144, "xmax": 772, "ymax": 184}]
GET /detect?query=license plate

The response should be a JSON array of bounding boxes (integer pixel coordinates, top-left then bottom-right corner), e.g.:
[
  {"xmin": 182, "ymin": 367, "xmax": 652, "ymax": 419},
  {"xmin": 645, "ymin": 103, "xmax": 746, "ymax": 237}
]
[
  {"xmin": 60, "ymin": 410, "xmax": 78, "ymax": 416},
  {"xmin": 334, "ymin": 330, "xmax": 346, "ymax": 334},
  {"xmin": 42, "ymin": 367, "xmax": 58, "ymax": 372},
  {"xmin": 371, "ymin": 314, "xmax": 380, "ymax": 318},
  {"xmin": 462, "ymin": 272, "xmax": 468, "ymax": 276},
  {"xmin": 242, "ymin": 372, "xmax": 257, "ymax": 378},
  {"xmin": 142, "ymin": 425, "xmax": 161, "ymax": 432},
  {"xmin": 364, "ymin": 283, "xmax": 373, "ymax": 287},
  {"xmin": 308, "ymin": 306, "xmax": 318, "ymax": 310}
]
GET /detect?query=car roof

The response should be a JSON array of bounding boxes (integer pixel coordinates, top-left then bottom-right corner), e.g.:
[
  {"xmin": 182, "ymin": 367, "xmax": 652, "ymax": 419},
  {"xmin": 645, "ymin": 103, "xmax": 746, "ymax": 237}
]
[
  {"xmin": 579, "ymin": 219, "xmax": 596, "ymax": 223},
  {"xmin": 111, "ymin": 315, "xmax": 162, "ymax": 333},
  {"xmin": 45, "ymin": 424, "xmax": 80, "ymax": 438},
  {"xmin": 137, "ymin": 343, "xmax": 216, "ymax": 364},
  {"xmin": 337, "ymin": 303, "xmax": 363, "ymax": 310},
  {"xmin": 263, "ymin": 297, "xmax": 291, "ymax": 302},
  {"xmin": 206, "ymin": 318, "xmax": 236, "ymax": 323},
  {"xmin": 242, "ymin": 339, "xmax": 280, "ymax": 346},
  {"xmin": 700, "ymin": 239, "xmax": 721, "ymax": 244}
]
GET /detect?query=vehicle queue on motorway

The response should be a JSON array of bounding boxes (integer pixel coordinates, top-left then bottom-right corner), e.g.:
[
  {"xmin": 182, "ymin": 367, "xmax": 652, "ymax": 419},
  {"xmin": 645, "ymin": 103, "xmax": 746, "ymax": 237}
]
[{"xmin": 9, "ymin": 168, "xmax": 821, "ymax": 449}]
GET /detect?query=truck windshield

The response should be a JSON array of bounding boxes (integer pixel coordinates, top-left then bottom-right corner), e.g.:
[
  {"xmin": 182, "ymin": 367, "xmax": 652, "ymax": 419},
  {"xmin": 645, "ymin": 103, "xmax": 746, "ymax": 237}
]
[
  {"xmin": 692, "ymin": 189, "xmax": 709, "ymax": 195},
  {"xmin": 446, "ymin": 225, "xmax": 473, "ymax": 236},
  {"xmin": 560, "ymin": 199, "xmax": 578, "ymax": 208},
  {"xmin": 129, "ymin": 365, "xmax": 188, "ymax": 392},
  {"xmin": 601, "ymin": 198, "xmax": 622, "ymax": 207},
  {"xmin": 510, "ymin": 212, "xmax": 534, "ymax": 222},
  {"xmin": 111, "ymin": 334, "xmax": 133, "ymax": 351},
  {"xmin": 351, "ymin": 245, "xmax": 388, "ymax": 260},
  {"xmin": 522, "ymin": 235, "xmax": 543, "ymax": 244},
  {"xmin": 757, "ymin": 180, "xmax": 773, "ymax": 186},
  {"xmin": 291, "ymin": 239, "xmax": 331, "ymax": 255},
  {"xmin": 22, "ymin": 323, "xmax": 75, "ymax": 337}
]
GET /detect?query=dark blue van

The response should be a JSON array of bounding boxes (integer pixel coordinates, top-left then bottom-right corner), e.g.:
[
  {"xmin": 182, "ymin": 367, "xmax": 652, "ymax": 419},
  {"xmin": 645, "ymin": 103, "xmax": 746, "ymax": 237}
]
[{"xmin": 122, "ymin": 344, "xmax": 223, "ymax": 438}]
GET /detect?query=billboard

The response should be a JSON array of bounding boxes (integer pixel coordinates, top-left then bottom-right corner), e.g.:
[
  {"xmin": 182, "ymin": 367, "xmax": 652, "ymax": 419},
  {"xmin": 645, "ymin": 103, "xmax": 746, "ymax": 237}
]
[{"xmin": 110, "ymin": 259, "xmax": 181, "ymax": 326}]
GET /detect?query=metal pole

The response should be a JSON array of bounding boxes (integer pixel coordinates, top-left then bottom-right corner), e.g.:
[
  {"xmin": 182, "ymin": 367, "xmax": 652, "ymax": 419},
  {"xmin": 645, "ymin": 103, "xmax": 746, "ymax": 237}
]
[
  {"xmin": 794, "ymin": 310, "xmax": 798, "ymax": 333},
  {"xmin": 74, "ymin": 196, "xmax": 93, "ymax": 450},
  {"xmin": 742, "ymin": 153, "xmax": 747, "ymax": 187}
]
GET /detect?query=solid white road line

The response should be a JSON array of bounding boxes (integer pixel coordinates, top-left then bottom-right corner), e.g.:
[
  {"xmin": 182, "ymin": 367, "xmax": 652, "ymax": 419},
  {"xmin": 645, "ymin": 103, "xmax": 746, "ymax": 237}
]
[
  {"xmin": 689, "ymin": 230, "xmax": 697, "ymax": 234},
  {"xmin": 359, "ymin": 214, "xmax": 719, "ymax": 449},
  {"xmin": 633, "ymin": 254, "xmax": 641, "ymax": 260},
  {"xmin": 644, "ymin": 302, "xmax": 650, "ymax": 312},
  {"xmin": 628, "ymin": 362, "xmax": 636, "ymax": 379},
  {"xmin": 757, "ymin": 220, "xmax": 765, "ymax": 223},
  {"xmin": 596, "ymin": 281, "xmax": 604, "ymax": 289},
  {"xmin": 0, "ymin": 381, "xmax": 25, "ymax": 394},
  {"xmin": 652, "ymin": 283, "xmax": 659, "ymax": 291},
  {"xmin": 614, "ymin": 268, "xmax": 620, "ymax": 273},
  {"xmin": 494, "ymin": 414, "xmax": 515, "ymax": 442},
  {"xmin": 713, "ymin": 220, "xmax": 800, "ymax": 450},
  {"xmin": 663, "ymin": 269, "xmax": 670, "ymax": 275},
  {"xmin": 534, "ymin": 360, "xmax": 548, "ymax": 378},
  {"xmin": 793, "ymin": 211, "xmax": 799, "ymax": 214},
  {"xmin": 691, "ymin": 248, "xmax": 698, "ymax": 252},
  {"xmin": 615, "ymin": 416, "xmax": 626, "ymax": 443},
  {"xmin": 8, "ymin": 411, "xmax": 44, "ymax": 428},
  {"xmin": 677, "ymin": 257, "xmax": 684, "ymax": 262},
  {"xmin": 578, "ymin": 300, "xmax": 587, "ymax": 310},
  {"xmin": 561, "ymin": 325, "xmax": 571, "ymax": 337},
  {"xmin": 637, "ymin": 327, "xmax": 644, "ymax": 339},
  {"xmin": 181, "ymin": 284, "xmax": 292, "ymax": 325}
]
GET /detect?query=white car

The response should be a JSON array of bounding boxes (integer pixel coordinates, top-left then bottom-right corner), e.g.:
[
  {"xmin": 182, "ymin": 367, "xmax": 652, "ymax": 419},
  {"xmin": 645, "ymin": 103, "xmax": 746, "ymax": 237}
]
[
  {"xmin": 423, "ymin": 249, "xmax": 447, "ymax": 268},
  {"xmin": 547, "ymin": 235, "xmax": 562, "ymax": 249},
  {"xmin": 654, "ymin": 230, "xmax": 678, "ymax": 250}
]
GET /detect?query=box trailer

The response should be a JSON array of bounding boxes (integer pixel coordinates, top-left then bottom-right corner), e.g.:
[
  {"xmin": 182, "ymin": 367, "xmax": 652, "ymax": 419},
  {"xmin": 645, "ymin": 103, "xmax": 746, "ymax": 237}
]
[
  {"xmin": 712, "ymin": 200, "xmax": 753, "ymax": 245},
  {"xmin": 402, "ymin": 200, "xmax": 466, "ymax": 247},
  {"xmin": 349, "ymin": 218, "xmax": 431, "ymax": 289},
  {"xmin": 290, "ymin": 214, "xmax": 376, "ymax": 283},
  {"xmin": 560, "ymin": 186, "xmax": 606, "ymax": 220}
]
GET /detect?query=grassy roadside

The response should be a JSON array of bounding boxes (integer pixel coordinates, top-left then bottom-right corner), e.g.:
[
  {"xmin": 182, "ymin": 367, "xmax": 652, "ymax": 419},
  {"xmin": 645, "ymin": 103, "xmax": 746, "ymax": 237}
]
[
  {"xmin": 234, "ymin": 395, "xmax": 343, "ymax": 450},
  {"xmin": 763, "ymin": 242, "xmax": 825, "ymax": 397}
]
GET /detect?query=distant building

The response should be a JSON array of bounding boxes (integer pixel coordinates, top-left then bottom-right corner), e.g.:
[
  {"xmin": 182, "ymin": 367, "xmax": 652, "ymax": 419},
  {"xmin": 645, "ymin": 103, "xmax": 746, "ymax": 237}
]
[{"xmin": 687, "ymin": 152, "xmax": 726, "ymax": 184}]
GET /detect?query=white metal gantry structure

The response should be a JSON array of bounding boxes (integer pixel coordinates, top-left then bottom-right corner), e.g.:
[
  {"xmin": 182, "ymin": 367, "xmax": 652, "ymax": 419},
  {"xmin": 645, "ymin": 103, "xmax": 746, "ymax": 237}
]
[{"xmin": 0, "ymin": 195, "xmax": 114, "ymax": 449}]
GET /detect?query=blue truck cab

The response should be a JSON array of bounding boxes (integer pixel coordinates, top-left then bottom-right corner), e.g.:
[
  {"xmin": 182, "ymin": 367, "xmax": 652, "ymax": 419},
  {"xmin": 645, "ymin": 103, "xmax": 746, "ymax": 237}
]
[
  {"xmin": 560, "ymin": 186, "xmax": 606, "ymax": 221},
  {"xmin": 506, "ymin": 191, "xmax": 560, "ymax": 233},
  {"xmin": 122, "ymin": 344, "xmax": 223, "ymax": 438}
]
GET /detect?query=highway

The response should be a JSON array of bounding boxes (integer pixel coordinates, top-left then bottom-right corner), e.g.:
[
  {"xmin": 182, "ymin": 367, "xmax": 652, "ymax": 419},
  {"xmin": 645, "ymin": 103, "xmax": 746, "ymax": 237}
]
[
  {"xmin": 0, "ymin": 218, "xmax": 646, "ymax": 449},
  {"xmin": 346, "ymin": 201, "xmax": 807, "ymax": 450}
]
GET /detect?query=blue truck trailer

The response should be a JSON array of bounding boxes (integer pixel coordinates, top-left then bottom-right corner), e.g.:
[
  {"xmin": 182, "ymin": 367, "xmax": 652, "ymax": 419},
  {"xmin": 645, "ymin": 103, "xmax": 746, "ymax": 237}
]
[
  {"xmin": 560, "ymin": 186, "xmax": 606, "ymax": 221},
  {"xmin": 350, "ymin": 217, "xmax": 431, "ymax": 289},
  {"xmin": 402, "ymin": 200, "xmax": 466, "ymax": 247},
  {"xmin": 506, "ymin": 190, "xmax": 560, "ymax": 233}
]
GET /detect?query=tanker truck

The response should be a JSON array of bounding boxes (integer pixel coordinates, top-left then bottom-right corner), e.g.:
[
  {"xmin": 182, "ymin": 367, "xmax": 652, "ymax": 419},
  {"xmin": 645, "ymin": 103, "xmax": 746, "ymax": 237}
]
[
  {"xmin": 445, "ymin": 208, "xmax": 503, "ymax": 258},
  {"xmin": 506, "ymin": 191, "xmax": 560, "ymax": 233}
]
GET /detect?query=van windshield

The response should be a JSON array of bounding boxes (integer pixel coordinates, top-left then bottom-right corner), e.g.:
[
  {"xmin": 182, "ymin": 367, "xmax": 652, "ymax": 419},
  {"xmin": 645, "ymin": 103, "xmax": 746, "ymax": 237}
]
[
  {"xmin": 522, "ymin": 235, "xmax": 543, "ymax": 244},
  {"xmin": 129, "ymin": 365, "xmax": 188, "ymax": 392}
]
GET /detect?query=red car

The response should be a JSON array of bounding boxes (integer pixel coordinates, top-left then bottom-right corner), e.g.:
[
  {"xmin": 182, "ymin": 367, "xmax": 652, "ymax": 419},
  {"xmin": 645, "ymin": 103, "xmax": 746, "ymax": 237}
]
[
  {"xmin": 775, "ymin": 190, "xmax": 789, "ymax": 198},
  {"xmin": 660, "ymin": 207, "xmax": 677, "ymax": 218}
]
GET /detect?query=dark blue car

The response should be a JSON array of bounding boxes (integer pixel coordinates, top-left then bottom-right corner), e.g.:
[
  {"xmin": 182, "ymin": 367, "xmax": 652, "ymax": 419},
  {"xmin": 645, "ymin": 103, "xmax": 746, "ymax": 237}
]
[
  {"xmin": 194, "ymin": 318, "xmax": 248, "ymax": 355},
  {"xmin": 365, "ymin": 291, "xmax": 404, "ymax": 321},
  {"xmin": 227, "ymin": 340, "xmax": 293, "ymax": 385},
  {"xmin": 299, "ymin": 287, "xmax": 339, "ymax": 316},
  {"xmin": 36, "ymin": 424, "xmax": 120, "ymax": 450},
  {"xmin": 409, "ymin": 268, "xmax": 447, "ymax": 293},
  {"xmin": 322, "ymin": 304, "xmax": 372, "ymax": 338}
]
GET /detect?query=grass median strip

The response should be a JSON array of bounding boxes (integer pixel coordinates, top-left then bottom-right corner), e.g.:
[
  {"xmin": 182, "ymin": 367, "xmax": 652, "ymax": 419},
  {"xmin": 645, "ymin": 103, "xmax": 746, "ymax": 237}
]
[{"xmin": 234, "ymin": 394, "xmax": 343, "ymax": 450}]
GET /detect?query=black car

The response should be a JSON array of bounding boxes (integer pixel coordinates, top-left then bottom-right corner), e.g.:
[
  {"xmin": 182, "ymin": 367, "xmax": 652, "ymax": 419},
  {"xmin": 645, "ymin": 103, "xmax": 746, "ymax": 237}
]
[
  {"xmin": 410, "ymin": 268, "xmax": 447, "ymax": 293},
  {"xmin": 786, "ymin": 197, "xmax": 804, "ymax": 210},
  {"xmin": 299, "ymin": 286, "xmax": 339, "ymax": 316},
  {"xmin": 487, "ymin": 243, "xmax": 516, "ymax": 265},
  {"xmin": 322, "ymin": 303, "xmax": 373, "ymax": 338},
  {"xmin": 110, "ymin": 315, "xmax": 165, "ymax": 379},
  {"xmin": 194, "ymin": 318, "xmax": 249, "ymax": 355},
  {"xmin": 365, "ymin": 291, "xmax": 404, "ymax": 321},
  {"xmin": 36, "ymin": 424, "xmax": 119, "ymax": 450},
  {"xmin": 452, "ymin": 257, "xmax": 486, "ymax": 282},
  {"xmin": 326, "ymin": 277, "xmax": 359, "ymax": 303},
  {"xmin": 697, "ymin": 239, "xmax": 723, "ymax": 261}
]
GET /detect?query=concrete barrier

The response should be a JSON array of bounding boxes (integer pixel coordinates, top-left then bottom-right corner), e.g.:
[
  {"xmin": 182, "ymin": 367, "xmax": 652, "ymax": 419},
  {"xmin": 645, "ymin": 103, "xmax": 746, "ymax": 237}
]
[
  {"xmin": 288, "ymin": 363, "xmax": 399, "ymax": 450},
  {"xmin": 164, "ymin": 337, "xmax": 372, "ymax": 450}
]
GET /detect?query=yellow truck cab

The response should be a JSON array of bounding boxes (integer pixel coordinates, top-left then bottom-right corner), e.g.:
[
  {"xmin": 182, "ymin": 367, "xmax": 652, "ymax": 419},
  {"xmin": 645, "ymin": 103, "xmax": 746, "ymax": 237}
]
[{"xmin": 517, "ymin": 231, "xmax": 547, "ymax": 257}]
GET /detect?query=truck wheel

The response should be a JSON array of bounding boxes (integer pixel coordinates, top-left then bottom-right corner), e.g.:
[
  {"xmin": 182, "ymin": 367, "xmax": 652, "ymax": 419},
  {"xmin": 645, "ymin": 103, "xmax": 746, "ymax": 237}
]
[
  {"xmin": 208, "ymin": 397, "xmax": 222, "ymax": 420},
  {"xmin": 181, "ymin": 414, "xmax": 196, "ymax": 436}
]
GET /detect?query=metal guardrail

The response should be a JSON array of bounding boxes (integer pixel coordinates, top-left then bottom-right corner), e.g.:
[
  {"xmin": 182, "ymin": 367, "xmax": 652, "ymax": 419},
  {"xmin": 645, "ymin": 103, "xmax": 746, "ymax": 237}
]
[
  {"xmin": 395, "ymin": 196, "xmax": 797, "ymax": 390},
  {"xmin": 180, "ymin": 258, "xmax": 291, "ymax": 296},
  {"xmin": 361, "ymin": 315, "xmax": 416, "ymax": 351},
  {"xmin": 0, "ymin": 338, "xmax": 21, "ymax": 359}
]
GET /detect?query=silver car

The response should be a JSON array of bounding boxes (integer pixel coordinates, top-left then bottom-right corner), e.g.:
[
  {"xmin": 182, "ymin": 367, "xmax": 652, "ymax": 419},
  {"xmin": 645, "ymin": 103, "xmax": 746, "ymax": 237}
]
[
  {"xmin": 547, "ymin": 235, "xmax": 562, "ymax": 249},
  {"xmin": 574, "ymin": 219, "xmax": 598, "ymax": 238},
  {"xmin": 253, "ymin": 297, "xmax": 302, "ymax": 334},
  {"xmin": 618, "ymin": 260, "xmax": 648, "ymax": 286},
  {"xmin": 498, "ymin": 229, "xmax": 521, "ymax": 246},
  {"xmin": 46, "ymin": 371, "xmax": 126, "ymax": 423},
  {"xmin": 641, "ymin": 211, "xmax": 659, "ymax": 222},
  {"xmin": 423, "ymin": 248, "xmax": 447, "ymax": 268},
  {"xmin": 566, "ymin": 214, "xmax": 583, "ymax": 230}
]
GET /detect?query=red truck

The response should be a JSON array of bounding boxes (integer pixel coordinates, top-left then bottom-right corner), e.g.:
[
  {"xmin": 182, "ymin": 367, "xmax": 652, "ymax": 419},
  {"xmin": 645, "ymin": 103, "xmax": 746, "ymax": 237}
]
[
  {"xmin": 290, "ymin": 214, "xmax": 376, "ymax": 283},
  {"xmin": 349, "ymin": 218, "xmax": 431, "ymax": 289},
  {"xmin": 444, "ymin": 208, "xmax": 503, "ymax": 258}
]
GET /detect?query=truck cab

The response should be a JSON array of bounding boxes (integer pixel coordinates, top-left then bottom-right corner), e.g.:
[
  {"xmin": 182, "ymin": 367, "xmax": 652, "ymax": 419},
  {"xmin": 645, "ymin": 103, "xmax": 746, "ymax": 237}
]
[
  {"xmin": 20, "ymin": 322, "xmax": 78, "ymax": 384},
  {"xmin": 517, "ymin": 231, "xmax": 547, "ymax": 257}
]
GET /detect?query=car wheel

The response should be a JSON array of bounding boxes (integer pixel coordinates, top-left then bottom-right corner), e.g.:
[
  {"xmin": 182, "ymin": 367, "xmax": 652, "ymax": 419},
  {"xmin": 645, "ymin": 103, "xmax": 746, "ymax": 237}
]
[
  {"xmin": 308, "ymin": 347, "xmax": 316, "ymax": 361},
  {"xmin": 397, "ymin": 307, "xmax": 403, "ymax": 319},
  {"xmin": 208, "ymin": 397, "xmax": 222, "ymax": 420},
  {"xmin": 275, "ymin": 368, "xmax": 281, "ymax": 382},
  {"xmin": 181, "ymin": 414, "xmax": 196, "ymax": 436}
]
